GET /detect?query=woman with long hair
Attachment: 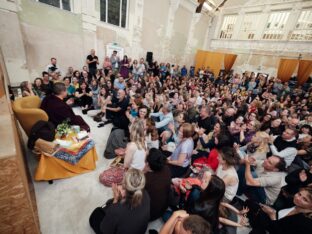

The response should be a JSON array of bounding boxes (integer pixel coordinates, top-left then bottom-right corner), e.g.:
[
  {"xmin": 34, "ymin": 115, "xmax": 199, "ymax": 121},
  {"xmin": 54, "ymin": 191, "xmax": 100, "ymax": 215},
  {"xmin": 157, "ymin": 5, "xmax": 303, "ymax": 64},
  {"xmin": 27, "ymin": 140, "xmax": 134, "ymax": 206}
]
[
  {"xmin": 90, "ymin": 169, "xmax": 150, "ymax": 234},
  {"xmin": 120, "ymin": 55, "xmax": 129, "ymax": 78},
  {"xmin": 216, "ymin": 147, "xmax": 240, "ymax": 203},
  {"xmin": 186, "ymin": 175, "xmax": 225, "ymax": 234},
  {"xmin": 247, "ymin": 186, "xmax": 312, "ymax": 234},
  {"xmin": 75, "ymin": 81, "xmax": 93, "ymax": 114},
  {"xmin": 20, "ymin": 81, "xmax": 35, "ymax": 97},
  {"xmin": 33, "ymin": 77, "xmax": 44, "ymax": 98},
  {"xmin": 124, "ymin": 119, "xmax": 147, "ymax": 170}
]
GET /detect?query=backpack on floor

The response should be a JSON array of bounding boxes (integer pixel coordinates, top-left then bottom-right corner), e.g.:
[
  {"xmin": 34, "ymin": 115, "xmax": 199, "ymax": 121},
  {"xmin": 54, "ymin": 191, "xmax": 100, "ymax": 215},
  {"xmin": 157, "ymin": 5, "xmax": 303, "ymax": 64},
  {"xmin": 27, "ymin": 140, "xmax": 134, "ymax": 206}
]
[{"xmin": 27, "ymin": 120, "xmax": 55, "ymax": 150}]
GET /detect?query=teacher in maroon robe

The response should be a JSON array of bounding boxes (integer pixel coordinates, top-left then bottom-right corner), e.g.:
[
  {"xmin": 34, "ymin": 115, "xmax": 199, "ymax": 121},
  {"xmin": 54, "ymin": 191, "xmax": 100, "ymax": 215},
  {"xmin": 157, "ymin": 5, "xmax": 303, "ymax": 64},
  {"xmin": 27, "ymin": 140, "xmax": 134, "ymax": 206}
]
[{"xmin": 41, "ymin": 82, "xmax": 90, "ymax": 132}]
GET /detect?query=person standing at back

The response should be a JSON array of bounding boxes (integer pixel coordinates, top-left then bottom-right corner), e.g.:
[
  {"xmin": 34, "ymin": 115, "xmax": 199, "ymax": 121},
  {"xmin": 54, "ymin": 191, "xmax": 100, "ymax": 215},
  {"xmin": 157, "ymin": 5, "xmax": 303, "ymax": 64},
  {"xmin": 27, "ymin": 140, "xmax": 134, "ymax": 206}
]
[{"xmin": 86, "ymin": 49, "xmax": 99, "ymax": 80}]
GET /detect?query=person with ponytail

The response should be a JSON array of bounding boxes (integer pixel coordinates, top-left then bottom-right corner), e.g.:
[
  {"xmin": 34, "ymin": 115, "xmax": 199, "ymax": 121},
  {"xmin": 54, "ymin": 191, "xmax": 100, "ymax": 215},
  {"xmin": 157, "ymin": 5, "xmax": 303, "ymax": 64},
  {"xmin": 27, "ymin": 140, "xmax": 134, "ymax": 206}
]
[{"xmin": 89, "ymin": 169, "xmax": 150, "ymax": 234}]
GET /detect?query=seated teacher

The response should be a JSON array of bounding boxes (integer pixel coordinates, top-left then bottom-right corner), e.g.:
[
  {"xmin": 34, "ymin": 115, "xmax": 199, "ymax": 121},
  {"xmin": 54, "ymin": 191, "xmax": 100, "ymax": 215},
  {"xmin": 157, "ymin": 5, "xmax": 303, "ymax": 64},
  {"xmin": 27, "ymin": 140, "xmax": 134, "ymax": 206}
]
[{"xmin": 41, "ymin": 82, "xmax": 90, "ymax": 132}]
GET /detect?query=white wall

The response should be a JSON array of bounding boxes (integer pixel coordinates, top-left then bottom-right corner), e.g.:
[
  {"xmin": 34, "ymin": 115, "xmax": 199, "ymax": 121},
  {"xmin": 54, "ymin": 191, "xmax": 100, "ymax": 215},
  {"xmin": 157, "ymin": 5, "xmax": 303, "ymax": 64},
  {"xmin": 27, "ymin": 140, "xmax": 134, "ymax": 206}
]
[
  {"xmin": 204, "ymin": 0, "xmax": 312, "ymax": 77},
  {"xmin": 0, "ymin": 0, "xmax": 211, "ymax": 85}
]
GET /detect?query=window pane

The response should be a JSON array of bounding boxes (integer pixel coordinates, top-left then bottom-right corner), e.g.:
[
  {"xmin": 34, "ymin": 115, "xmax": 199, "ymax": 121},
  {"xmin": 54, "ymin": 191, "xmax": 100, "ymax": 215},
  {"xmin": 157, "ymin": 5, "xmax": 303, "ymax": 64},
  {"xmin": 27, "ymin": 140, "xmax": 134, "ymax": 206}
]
[
  {"xmin": 62, "ymin": 0, "xmax": 71, "ymax": 11},
  {"xmin": 121, "ymin": 0, "xmax": 127, "ymax": 28},
  {"xmin": 100, "ymin": 0, "xmax": 106, "ymax": 22},
  {"xmin": 108, "ymin": 0, "xmax": 120, "ymax": 26},
  {"xmin": 39, "ymin": 0, "xmax": 60, "ymax": 8}
]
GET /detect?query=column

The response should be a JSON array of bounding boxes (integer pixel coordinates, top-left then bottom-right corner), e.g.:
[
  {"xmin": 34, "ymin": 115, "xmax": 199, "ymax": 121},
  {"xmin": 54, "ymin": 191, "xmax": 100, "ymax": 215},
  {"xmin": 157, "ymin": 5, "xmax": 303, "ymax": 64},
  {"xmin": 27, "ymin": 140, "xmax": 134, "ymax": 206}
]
[
  {"xmin": 232, "ymin": 11, "xmax": 245, "ymax": 39},
  {"xmin": 130, "ymin": 0, "xmax": 144, "ymax": 59},
  {"xmin": 284, "ymin": 4, "xmax": 302, "ymax": 40},
  {"xmin": 161, "ymin": 0, "xmax": 181, "ymax": 61},
  {"xmin": 254, "ymin": 6, "xmax": 270, "ymax": 40},
  {"xmin": 183, "ymin": 13, "xmax": 202, "ymax": 65}
]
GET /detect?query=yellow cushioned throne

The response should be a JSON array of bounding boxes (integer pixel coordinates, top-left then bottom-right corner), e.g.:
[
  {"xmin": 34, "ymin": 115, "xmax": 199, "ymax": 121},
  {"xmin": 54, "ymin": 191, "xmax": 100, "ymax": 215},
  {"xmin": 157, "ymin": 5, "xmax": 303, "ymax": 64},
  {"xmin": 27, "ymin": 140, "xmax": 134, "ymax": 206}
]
[{"xmin": 12, "ymin": 96, "xmax": 48, "ymax": 136}]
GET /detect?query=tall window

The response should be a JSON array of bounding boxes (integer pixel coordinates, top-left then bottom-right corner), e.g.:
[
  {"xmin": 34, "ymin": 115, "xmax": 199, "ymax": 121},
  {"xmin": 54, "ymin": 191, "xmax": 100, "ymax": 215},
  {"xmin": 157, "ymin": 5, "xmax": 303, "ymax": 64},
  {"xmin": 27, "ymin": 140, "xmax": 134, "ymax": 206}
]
[
  {"xmin": 38, "ymin": 0, "xmax": 71, "ymax": 11},
  {"xmin": 262, "ymin": 11, "xmax": 290, "ymax": 40},
  {"xmin": 289, "ymin": 10, "xmax": 312, "ymax": 41},
  {"xmin": 100, "ymin": 0, "xmax": 128, "ymax": 28},
  {"xmin": 239, "ymin": 13, "xmax": 261, "ymax": 40},
  {"xmin": 219, "ymin": 15, "xmax": 237, "ymax": 39}
]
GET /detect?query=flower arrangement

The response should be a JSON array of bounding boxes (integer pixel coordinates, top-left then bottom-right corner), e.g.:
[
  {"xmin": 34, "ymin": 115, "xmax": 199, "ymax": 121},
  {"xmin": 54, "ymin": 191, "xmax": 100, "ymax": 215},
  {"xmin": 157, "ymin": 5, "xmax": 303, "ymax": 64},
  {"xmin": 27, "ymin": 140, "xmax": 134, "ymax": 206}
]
[{"xmin": 56, "ymin": 119, "xmax": 71, "ymax": 138}]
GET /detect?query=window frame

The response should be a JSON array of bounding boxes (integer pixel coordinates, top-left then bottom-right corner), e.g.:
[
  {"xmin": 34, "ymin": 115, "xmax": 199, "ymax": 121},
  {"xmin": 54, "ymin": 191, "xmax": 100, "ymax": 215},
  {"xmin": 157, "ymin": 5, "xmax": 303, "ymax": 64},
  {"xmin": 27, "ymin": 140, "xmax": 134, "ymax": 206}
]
[
  {"xmin": 100, "ymin": 0, "xmax": 129, "ymax": 29},
  {"xmin": 219, "ymin": 14, "xmax": 237, "ymax": 39},
  {"xmin": 36, "ymin": 0, "xmax": 73, "ymax": 12},
  {"xmin": 262, "ymin": 11, "xmax": 290, "ymax": 41}
]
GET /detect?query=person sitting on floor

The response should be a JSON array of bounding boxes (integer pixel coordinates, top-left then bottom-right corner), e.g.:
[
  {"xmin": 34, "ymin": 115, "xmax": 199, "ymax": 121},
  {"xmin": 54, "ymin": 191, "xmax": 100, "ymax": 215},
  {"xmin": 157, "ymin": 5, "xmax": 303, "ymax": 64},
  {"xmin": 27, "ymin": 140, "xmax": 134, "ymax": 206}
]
[
  {"xmin": 167, "ymin": 123, "xmax": 194, "ymax": 178},
  {"xmin": 89, "ymin": 169, "xmax": 150, "ymax": 234},
  {"xmin": 159, "ymin": 210, "xmax": 211, "ymax": 234},
  {"xmin": 41, "ymin": 82, "xmax": 90, "ymax": 131},
  {"xmin": 246, "ymin": 186, "xmax": 312, "ymax": 234},
  {"xmin": 144, "ymin": 148, "xmax": 171, "ymax": 221},
  {"xmin": 75, "ymin": 81, "xmax": 93, "ymax": 114},
  {"xmin": 98, "ymin": 89, "xmax": 129, "ymax": 128}
]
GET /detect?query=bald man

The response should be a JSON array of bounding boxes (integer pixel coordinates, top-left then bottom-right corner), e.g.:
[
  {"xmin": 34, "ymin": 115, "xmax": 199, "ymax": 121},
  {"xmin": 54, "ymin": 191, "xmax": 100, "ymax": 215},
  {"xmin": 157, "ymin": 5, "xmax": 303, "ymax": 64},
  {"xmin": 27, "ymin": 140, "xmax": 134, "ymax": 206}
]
[
  {"xmin": 98, "ymin": 89, "xmax": 129, "ymax": 128},
  {"xmin": 86, "ymin": 49, "xmax": 99, "ymax": 79}
]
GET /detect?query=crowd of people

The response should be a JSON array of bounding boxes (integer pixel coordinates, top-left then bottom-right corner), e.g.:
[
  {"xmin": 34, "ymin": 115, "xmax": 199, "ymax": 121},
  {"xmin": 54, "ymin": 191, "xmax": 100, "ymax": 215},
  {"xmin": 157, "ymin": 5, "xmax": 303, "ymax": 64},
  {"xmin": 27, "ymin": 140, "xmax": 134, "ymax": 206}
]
[{"xmin": 21, "ymin": 49, "xmax": 312, "ymax": 234}]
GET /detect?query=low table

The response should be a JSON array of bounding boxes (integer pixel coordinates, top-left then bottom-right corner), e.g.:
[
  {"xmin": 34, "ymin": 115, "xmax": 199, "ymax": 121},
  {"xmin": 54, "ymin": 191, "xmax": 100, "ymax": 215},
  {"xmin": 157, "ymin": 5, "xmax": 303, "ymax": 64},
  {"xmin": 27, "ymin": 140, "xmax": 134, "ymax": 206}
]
[{"xmin": 35, "ymin": 134, "xmax": 98, "ymax": 181}]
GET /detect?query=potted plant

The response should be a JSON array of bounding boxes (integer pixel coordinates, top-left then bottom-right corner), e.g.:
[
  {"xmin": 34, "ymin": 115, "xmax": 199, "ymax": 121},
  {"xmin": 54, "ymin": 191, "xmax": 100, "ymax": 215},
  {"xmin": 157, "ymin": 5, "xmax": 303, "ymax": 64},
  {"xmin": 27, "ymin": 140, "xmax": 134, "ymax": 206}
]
[{"xmin": 56, "ymin": 119, "xmax": 71, "ymax": 139}]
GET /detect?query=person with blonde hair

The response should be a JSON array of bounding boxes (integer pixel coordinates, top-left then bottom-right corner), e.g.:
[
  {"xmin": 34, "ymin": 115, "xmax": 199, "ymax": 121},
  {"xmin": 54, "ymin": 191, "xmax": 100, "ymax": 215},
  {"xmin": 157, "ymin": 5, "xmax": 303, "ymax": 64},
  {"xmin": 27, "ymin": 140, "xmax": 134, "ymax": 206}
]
[
  {"xmin": 90, "ymin": 169, "xmax": 150, "ymax": 234},
  {"xmin": 236, "ymin": 131, "xmax": 270, "ymax": 162},
  {"xmin": 124, "ymin": 119, "xmax": 147, "ymax": 170}
]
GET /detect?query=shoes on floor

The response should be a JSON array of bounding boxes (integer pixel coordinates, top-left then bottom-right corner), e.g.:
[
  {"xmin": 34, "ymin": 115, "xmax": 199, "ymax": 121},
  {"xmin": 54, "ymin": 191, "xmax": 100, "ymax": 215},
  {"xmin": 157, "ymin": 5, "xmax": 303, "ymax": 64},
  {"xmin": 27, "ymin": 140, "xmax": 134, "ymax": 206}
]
[{"xmin": 97, "ymin": 120, "xmax": 112, "ymax": 128}]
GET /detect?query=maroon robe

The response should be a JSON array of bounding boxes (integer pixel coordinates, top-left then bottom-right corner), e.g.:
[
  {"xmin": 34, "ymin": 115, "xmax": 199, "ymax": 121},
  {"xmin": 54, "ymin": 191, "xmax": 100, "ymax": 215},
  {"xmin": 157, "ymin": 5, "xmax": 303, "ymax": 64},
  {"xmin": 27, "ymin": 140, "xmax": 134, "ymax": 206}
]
[{"xmin": 41, "ymin": 95, "xmax": 90, "ymax": 132}]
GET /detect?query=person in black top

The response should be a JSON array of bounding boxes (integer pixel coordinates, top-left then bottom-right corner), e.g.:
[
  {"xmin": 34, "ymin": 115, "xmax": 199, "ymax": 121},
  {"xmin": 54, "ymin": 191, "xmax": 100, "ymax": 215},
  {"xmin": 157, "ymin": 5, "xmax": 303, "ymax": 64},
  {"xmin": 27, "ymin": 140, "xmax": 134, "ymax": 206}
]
[
  {"xmin": 89, "ymin": 169, "xmax": 150, "ymax": 234},
  {"xmin": 74, "ymin": 81, "xmax": 93, "ymax": 114},
  {"xmin": 86, "ymin": 49, "xmax": 99, "ymax": 79},
  {"xmin": 247, "ymin": 186, "xmax": 312, "ymax": 234},
  {"xmin": 41, "ymin": 71, "xmax": 53, "ymax": 96},
  {"xmin": 99, "ymin": 89, "xmax": 129, "ymax": 128},
  {"xmin": 144, "ymin": 148, "xmax": 171, "ymax": 221},
  {"xmin": 198, "ymin": 105, "xmax": 216, "ymax": 134},
  {"xmin": 273, "ymin": 166, "xmax": 312, "ymax": 210}
]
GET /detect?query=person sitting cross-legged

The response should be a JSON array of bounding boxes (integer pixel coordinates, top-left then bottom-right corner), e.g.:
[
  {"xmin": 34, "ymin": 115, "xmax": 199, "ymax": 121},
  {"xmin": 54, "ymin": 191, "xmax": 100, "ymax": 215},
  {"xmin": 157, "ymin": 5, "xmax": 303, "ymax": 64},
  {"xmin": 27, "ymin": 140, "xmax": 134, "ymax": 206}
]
[{"xmin": 41, "ymin": 82, "xmax": 90, "ymax": 132}]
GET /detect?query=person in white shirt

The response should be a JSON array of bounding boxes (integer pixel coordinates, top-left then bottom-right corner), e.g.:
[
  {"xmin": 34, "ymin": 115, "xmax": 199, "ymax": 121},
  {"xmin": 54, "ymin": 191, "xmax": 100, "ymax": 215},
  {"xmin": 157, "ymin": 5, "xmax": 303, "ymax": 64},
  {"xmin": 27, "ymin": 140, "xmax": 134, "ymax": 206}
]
[
  {"xmin": 150, "ymin": 103, "xmax": 174, "ymax": 130},
  {"xmin": 269, "ymin": 128, "xmax": 298, "ymax": 167},
  {"xmin": 45, "ymin": 57, "xmax": 61, "ymax": 75},
  {"xmin": 243, "ymin": 155, "xmax": 287, "ymax": 205}
]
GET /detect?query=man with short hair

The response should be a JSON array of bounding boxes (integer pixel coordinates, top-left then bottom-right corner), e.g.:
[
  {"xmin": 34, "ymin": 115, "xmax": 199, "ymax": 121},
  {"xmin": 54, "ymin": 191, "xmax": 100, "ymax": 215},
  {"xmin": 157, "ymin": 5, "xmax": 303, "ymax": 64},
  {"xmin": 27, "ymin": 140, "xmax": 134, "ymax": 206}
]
[
  {"xmin": 45, "ymin": 57, "xmax": 61, "ymax": 75},
  {"xmin": 197, "ymin": 105, "xmax": 216, "ymax": 134},
  {"xmin": 110, "ymin": 50, "xmax": 120, "ymax": 72},
  {"xmin": 86, "ymin": 49, "xmax": 99, "ymax": 79},
  {"xmin": 113, "ymin": 74, "xmax": 126, "ymax": 90},
  {"xmin": 269, "ymin": 128, "xmax": 298, "ymax": 167},
  {"xmin": 150, "ymin": 103, "xmax": 174, "ymax": 130},
  {"xmin": 159, "ymin": 210, "xmax": 211, "ymax": 234},
  {"xmin": 41, "ymin": 71, "xmax": 53, "ymax": 96},
  {"xmin": 41, "ymin": 82, "xmax": 90, "ymax": 131},
  {"xmin": 184, "ymin": 97, "xmax": 198, "ymax": 123},
  {"xmin": 222, "ymin": 107, "xmax": 236, "ymax": 126},
  {"xmin": 241, "ymin": 155, "xmax": 287, "ymax": 205}
]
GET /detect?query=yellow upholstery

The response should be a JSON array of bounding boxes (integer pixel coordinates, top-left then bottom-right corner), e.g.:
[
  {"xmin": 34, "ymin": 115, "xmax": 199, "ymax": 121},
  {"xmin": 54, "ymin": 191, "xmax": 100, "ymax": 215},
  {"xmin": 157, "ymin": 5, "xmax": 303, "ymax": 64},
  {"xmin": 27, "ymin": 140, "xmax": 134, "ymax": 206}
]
[{"xmin": 12, "ymin": 96, "xmax": 48, "ymax": 136}]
